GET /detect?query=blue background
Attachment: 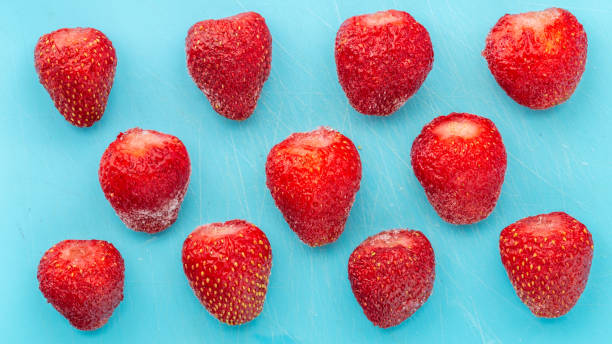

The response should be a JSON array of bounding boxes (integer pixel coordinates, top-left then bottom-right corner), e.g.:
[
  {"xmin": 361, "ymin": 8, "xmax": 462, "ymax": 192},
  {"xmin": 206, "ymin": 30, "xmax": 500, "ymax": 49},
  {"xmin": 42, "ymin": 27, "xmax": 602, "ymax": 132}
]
[{"xmin": 1, "ymin": 0, "xmax": 610, "ymax": 343}]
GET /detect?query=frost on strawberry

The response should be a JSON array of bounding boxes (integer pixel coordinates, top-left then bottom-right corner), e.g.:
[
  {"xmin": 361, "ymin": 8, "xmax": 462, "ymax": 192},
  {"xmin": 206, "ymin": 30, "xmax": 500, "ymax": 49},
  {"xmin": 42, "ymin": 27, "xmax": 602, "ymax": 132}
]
[
  {"xmin": 99, "ymin": 128, "xmax": 191, "ymax": 233},
  {"xmin": 411, "ymin": 113, "xmax": 507, "ymax": 224},
  {"xmin": 483, "ymin": 8, "xmax": 587, "ymax": 109},
  {"xmin": 335, "ymin": 10, "xmax": 433, "ymax": 116},
  {"xmin": 182, "ymin": 220, "xmax": 272, "ymax": 325},
  {"xmin": 34, "ymin": 27, "xmax": 117, "ymax": 127},
  {"xmin": 348, "ymin": 230, "xmax": 435, "ymax": 328},
  {"xmin": 265, "ymin": 127, "xmax": 362, "ymax": 246},
  {"xmin": 499, "ymin": 212, "xmax": 594, "ymax": 318},
  {"xmin": 186, "ymin": 12, "xmax": 272, "ymax": 120},
  {"xmin": 37, "ymin": 240, "xmax": 124, "ymax": 330}
]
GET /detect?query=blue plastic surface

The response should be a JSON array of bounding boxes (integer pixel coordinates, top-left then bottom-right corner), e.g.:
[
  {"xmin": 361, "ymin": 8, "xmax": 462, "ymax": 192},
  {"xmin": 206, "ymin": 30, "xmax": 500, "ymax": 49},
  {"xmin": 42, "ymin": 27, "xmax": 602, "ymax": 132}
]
[{"xmin": 1, "ymin": 0, "xmax": 611, "ymax": 343}]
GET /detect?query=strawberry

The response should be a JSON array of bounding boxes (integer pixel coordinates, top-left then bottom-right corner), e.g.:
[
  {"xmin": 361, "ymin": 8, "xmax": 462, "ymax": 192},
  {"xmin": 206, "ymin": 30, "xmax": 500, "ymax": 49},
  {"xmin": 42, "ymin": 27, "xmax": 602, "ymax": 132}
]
[
  {"xmin": 37, "ymin": 240, "xmax": 124, "ymax": 331},
  {"xmin": 483, "ymin": 8, "xmax": 587, "ymax": 109},
  {"xmin": 348, "ymin": 230, "xmax": 435, "ymax": 328},
  {"xmin": 99, "ymin": 128, "xmax": 191, "ymax": 233},
  {"xmin": 334, "ymin": 10, "xmax": 433, "ymax": 116},
  {"xmin": 499, "ymin": 212, "xmax": 594, "ymax": 318},
  {"xmin": 411, "ymin": 113, "xmax": 507, "ymax": 224},
  {"xmin": 182, "ymin": 220, "xmax": 272, "ymax": 325},
  {"xmin": 265, "ymin": 127, "xmax": 362, "ymax": 247},
  {"xmin": 34, "ymin": 27, "xmax": 117, "ymax": 127},
  {"xmin": 185, "ymin": 12, "xmax": 272, "ymax": 120}
]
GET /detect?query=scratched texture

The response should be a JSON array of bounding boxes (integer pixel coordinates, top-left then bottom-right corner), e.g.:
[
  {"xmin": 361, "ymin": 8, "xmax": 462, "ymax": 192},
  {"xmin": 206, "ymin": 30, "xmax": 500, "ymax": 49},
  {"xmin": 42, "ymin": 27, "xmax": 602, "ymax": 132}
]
[{"xmin": 0, "ymin": 0, "xmax": 610, "ymax": 343}]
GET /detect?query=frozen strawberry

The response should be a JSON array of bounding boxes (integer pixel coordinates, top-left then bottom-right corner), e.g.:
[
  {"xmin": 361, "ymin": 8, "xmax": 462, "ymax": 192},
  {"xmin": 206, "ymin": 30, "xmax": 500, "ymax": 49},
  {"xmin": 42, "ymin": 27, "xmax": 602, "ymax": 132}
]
[
  {"xmin": 348, "ymin": 230, "xmax": 435, "ymax": 328},
  {"xmin": 99, "ymin": 128, "xmax": 191, "ymax": 233},
  {"xmin": 499, "ymin": 212, "xmax": 594, "ymax": 318},
  {"xmin": 334, "ymin": 9, "xmax": 433, "ymax": 116},
  {"xmin": 265, "ymin": 127, "xmax": 361, "ymax": 247},
  {"xmin": 182, "ymin": 220, "xmax": 272, "ymax": 325},
  {"xmin": 37, "ymin": 240, "xmax": 124, "ymax": 331},
  {"xmin": 34, "ymin": 27, "xmax": 117, "ymax": 127},
  {"xmin": 186, "ymin": 12, "xmax": 272, "ymax": 120},
  {"xmin": 483, "ymin": 8, "xmax": 587, "ymax": 109},
  {"xmin": 411, "ymin": 113, "xmax": 507, "ymax": 224}
]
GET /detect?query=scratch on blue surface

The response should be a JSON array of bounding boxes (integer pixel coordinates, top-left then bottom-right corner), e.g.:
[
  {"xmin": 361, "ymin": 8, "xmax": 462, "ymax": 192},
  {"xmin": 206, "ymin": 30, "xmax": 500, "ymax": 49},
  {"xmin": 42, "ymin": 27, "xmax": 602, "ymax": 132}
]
[
  {"xmin": 303, "ymin": 7, "xmax": 334, "ymax": 32},
  {"xmin": 274, "ymin": 40, "xmax": 315, "ymax": 79},
  {"xmin": 233, "ymin": 0, "xmax": 247, "ymax": 11},
  {"xmin": 332, "ymin": 0, "xmax": 341, "ymax": 23}
]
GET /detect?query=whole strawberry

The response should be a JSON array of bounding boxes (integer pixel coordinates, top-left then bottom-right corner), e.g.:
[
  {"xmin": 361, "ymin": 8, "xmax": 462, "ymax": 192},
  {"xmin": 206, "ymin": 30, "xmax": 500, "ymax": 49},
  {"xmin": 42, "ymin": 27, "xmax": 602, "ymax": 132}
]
[
  {"xmin": 411, "ymin": 113, "xmax": 507, "ymax": 224},
  {"xmin": 182, "ymin": 220, "xmax": 272, "ymax": 325},
  {"xmin": 265, "ymin": 127, "xmax": 361, "ymax": 247},
  {"xmin": 335, "ymin": 9, "xmax": 433, "ymax": 116},
  {"xmin": 186, "ymin": 12, "xmax": 272, "ymax": 120},
  {"xmin": 37, "ymin": 240, "xmax": 124, "ymax": 331},
  {"xmin": 348, "ymin": 230, "xmax": 435, "ymax": 328},
  {"xmin": 99, "ymin": 128, "xmax": 191, "ymax": 233},
  {"xmin": 499, "ymin": 212, "xmax": 594, "ymax": 318},
  {"xmin": 483, "ymin": 8, "xmax": 587, "ymax": 109},
  {"xmin": 34, "ymin": 28, "xmax": 117, "ymax": 127}
]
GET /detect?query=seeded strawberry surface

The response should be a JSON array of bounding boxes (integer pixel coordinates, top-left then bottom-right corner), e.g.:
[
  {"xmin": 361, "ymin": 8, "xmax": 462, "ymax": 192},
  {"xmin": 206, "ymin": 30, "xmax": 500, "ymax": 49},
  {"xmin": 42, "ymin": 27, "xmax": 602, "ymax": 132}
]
[
  {"xmin": 37, "ymin": 240, "xmax": 124, "ymax": 331},
  {"xmin": 348, "ymin": 230, "xmax": 435, "ymax": 328},
  {"xmin": 34, "ymin": 27, "xmax": 116, "ymax": 127},
  {"xmin": 99, "ymin": 128, "xmax": 191, "ymax": 233},
  {"xmin": 186, "ymin": 12, "xmax": 272, "ymax": 120},
  {"xmin": 499, "ymin": 212, "xmax": 593, "ymax": 318},
  {"xmin": 483, "ymin": 8, "xmax": 587, "ymax": 109},
  {"xmin": 411, "ymin": 113, "xmax": 507, "ymax": 224},
  {"xmin": 335, "ymin": 9, "xmax": 433, "ymax": 116},
  {"xmin": 182, "ymin": 220, "xmax": 272, "ymax": 325},
  {"xmin": 265, "ymin": 127, "xmax": 362, "ymax": 247}
]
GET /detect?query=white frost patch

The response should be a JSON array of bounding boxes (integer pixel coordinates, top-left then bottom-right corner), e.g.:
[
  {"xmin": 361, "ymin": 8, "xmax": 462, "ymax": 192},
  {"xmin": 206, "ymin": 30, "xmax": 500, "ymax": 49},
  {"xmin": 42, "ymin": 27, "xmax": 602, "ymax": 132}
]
[
  {"xmin": 434, "ymin": 119, "xmax": 481, "ymax": 140},
  {"xmin": 510, "ymin": 8, "xmax": 561, "ymax": 32},
  {"xmin": 363, "ymin": 10, "xmax": 403, "ymax": 27},
  {"xmin": 117, "ymin": 181, "xmax": 188, "ymax": 233}
]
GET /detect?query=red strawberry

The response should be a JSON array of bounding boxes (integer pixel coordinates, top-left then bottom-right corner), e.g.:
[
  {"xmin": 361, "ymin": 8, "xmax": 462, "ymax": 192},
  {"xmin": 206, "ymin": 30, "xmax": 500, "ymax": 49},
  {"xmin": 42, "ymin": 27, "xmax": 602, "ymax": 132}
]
[
  {"xmin": 483, "ymin": 8, "xmax": 587, "ymax": 109},
  {"xmin": 335, "ymin": 9, "xmax": 433, "ymax": 116},
  {"xmin": 348, "ymin": 230, "xmax": 435, "ymax": 328},
  {"xmin": 185, "ymin": 12, "xmax": 272, "ymax": 120},
  {"xmin": 182, "ymin": 220, "xmax": 272, "ymax": 325},
  {"xmin": 499, "ymin": 212, "xmax": 594, "ymax": 318},
  {"xmin": 34, "ymin": 28, "xmax": 117, "ymax": 127},
  {"xmin": 37, "ymin": 240, "xmax": 124, "ymax": 331},
  {"xmin": 265, "ymin": 127, "xmax": 362, "ymax": 247},
  {"xmin": 99, "ymin": 128, "xmax": 191, "ymax": 233},
  {"xmin": 411, "ymin": 113, "xmax": 507, "ymax": 224}
]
